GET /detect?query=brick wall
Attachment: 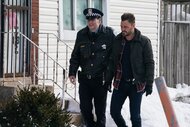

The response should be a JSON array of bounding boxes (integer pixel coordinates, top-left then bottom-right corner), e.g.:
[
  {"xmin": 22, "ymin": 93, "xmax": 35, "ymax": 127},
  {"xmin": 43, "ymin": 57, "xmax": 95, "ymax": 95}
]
[
  {"xmin": 31, "ymin": 0, "xmax": 39, "ymax": 81},
  {"xmin": 32, "ymin": 0, "xmax": 39, "ymax": 41}
]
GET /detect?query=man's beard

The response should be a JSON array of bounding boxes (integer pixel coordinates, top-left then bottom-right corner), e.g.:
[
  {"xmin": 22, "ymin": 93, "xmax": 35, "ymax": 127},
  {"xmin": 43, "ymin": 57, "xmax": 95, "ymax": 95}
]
[{"xmin": 122, "ymin": 31, "xmax": 132, "ymax": 37}]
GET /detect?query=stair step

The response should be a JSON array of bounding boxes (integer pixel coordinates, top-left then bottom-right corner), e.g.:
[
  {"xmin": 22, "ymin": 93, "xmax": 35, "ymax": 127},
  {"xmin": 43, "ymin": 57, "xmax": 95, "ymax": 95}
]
[
  {"xmin": 70, "ymin": 112, "xmax": 83, "ymax": 127},
  {"xmin": 64, "ymin": 99, "xmax": 83, "ymax": 126},
  {"xmin": 0, "ymin": 77, "xmax": 32, "ymax": 86},
  {"xmin": 0, "ymin": 84, "xmax": 54, "ymax": 106}
]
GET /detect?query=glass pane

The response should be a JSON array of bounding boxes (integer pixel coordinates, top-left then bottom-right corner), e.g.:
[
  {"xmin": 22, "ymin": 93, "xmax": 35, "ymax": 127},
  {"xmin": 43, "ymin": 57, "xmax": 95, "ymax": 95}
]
[
  {"xmin": 77, "ymin": 0, "xmax": 88, "ymax": 30},
  {"xmin": 93, "ymin": 0, "xmax": 102, "ymax": 11},
  {"xmin": 63, "ymin": 0, "xmax": 73, "ymax": 30}
]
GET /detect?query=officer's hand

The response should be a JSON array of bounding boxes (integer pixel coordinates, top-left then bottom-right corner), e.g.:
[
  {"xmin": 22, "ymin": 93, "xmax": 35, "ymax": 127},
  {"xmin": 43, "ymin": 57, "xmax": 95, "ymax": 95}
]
[
  {"xmin": 69, "ymin": 76, "xmax": 76, "ymax": 85},
  {"xmin": 104, "ymin": 81, "xmax": 112, "ymax": 92},
  {"xmin": 145, "ymin": 85, "xmax": 152, "ymax": 96}
]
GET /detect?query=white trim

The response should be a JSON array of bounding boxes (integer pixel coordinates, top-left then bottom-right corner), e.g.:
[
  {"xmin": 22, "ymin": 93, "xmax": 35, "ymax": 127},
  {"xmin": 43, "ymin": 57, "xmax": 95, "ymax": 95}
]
[
  {"xmin": 63, "ymin": 30, "xmax": 77, "ymax": 41},
  {"xmin": 73, "ymin": 0, "xmax": 77, "ymax": 30},
  {"xmin": 59, "ymin": 0, "xmax": 64, "ymax": 40},
  {"xmin": 157, "ymin": 0, "xmax": 161, "ymax": 77},
  {"xmin": 103, "ymin": 0, "xmax": 109, "ymax": 26},
  {"xmin": 89, "ymin": 0, "xmax": 92, "ymax": 7}
]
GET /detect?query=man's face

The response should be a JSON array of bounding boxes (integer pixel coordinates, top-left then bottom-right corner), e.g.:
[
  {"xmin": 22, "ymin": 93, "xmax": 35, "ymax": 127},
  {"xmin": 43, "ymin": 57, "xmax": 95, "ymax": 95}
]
[
  {"xmin": 120, "ymin": 20, "xmax": 135, "ymax": 37},
  {"xmin": 87, "ymin": 18, "xmax": 101, "ymax": 32}
]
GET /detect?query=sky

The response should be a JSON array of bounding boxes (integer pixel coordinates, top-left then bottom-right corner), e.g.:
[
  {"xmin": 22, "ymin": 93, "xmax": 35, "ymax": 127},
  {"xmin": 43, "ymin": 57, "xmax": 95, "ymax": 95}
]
[{"xmin": 67, "ymin": 83, "xmax": 190, "ymax": 127}]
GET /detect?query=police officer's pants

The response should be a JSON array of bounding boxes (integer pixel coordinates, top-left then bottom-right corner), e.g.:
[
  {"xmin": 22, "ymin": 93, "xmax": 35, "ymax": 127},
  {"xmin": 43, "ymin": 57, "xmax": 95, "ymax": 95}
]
[{"xmin": 79, "ymin": 76, "xmax": 107, "ymax": 127}]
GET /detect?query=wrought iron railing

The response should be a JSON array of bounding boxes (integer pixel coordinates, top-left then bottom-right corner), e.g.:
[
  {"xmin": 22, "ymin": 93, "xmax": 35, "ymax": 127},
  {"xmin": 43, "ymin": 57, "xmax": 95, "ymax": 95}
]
[
  {"xmin": 38, "ymin": 33, "xmax": 79, "ymax": 103},
  {"xmin": 1, "ymin": 31, "xmax": 79, "ymax": 105},
  {"xmin": 1, "ymin": 32, "xmax": 68, "ymax": 105}
]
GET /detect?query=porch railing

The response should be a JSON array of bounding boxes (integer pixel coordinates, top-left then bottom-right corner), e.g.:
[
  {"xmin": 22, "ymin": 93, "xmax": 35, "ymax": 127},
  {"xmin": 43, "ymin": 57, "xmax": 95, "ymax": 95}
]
[
  {"xmin": 1, "ymin": 31, "xmax": 79, "ymax": 104},
  {"xmin": 38, "ymin": 32, "xmax": 79, "ymax": 102},
  {"xmin": 1, "ymin": 32, "xmax": 67, "ymax": 106}
]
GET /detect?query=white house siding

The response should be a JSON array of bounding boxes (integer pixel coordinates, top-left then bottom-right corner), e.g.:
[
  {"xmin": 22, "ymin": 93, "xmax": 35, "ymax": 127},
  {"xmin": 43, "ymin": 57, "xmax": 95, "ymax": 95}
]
[
  {"xmin": 39, "ymin": 0, "xmax": 65, "ymax": 96},
  {"xmin": 109, "ymin": 0, "xmax": 160, "ymax": 77}
]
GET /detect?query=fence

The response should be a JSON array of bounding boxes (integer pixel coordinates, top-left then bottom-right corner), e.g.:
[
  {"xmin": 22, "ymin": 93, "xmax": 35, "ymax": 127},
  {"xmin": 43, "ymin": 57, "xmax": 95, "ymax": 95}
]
[{"xmin": 160, "ymin": 0, "xmax": 190, "ymax": 87}]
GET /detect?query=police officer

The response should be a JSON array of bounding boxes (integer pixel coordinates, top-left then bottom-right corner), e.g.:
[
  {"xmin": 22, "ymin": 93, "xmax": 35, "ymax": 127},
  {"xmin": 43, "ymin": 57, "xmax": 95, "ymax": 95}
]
[{"xmin": 69, "ymin": 8, "xmax": 115, "ymax": 127}]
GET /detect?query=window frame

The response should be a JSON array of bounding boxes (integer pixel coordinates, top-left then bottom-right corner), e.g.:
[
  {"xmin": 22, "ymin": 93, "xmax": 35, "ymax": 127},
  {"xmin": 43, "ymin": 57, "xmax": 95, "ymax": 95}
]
[{"xmin": 59, "ymin": 0, "xmax": 109, "ymax": 41}]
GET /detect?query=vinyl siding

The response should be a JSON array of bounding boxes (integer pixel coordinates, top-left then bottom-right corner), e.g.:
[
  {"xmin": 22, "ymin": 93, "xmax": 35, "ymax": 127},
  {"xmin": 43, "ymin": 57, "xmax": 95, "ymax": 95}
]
[{"xmin": 39, "ymin": 0, "xmax": 63, "ymax": 96}]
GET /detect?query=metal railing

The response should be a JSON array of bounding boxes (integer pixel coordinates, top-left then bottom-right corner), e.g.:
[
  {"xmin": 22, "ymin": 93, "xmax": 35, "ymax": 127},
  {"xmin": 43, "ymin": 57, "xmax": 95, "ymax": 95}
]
[
  {"xmin": 1, "ymin": 32, "xmax": 68, "ymax": 105},
  {"xmin": 38, "ymin": 33, "xmax": 79, "ymax": 103},
  {"xmin": 1, "ymin": 31, "xmax": 79, "ymax": 104},
  {"xmin": 38, "ymin": 33, "xmax": 78, "ymax": 103}
]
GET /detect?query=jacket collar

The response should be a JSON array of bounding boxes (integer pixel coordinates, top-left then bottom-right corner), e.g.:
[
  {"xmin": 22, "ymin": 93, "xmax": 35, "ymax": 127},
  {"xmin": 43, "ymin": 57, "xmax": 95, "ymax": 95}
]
[{"xmin": 133, "ymin": 28, "xmax": 141, "ymax": 41}]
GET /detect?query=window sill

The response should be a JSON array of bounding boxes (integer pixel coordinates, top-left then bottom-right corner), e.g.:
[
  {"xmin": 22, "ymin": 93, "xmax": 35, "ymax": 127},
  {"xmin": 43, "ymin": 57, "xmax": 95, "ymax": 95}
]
[{"xmin": 62, "ymin": 30, "xmax": 77, "ymax": 41}]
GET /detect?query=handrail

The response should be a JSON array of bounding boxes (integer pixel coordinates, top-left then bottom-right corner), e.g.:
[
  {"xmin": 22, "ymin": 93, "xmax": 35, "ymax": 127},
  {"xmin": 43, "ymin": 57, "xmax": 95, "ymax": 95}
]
[
  {"xmin": 37, "ymin": 32, "xmax": 79, "ymax": 103},
  {"xmin": 2, "ymin": 31, "xmax": 67, "ymax": 106},
  {"xmin": 2, "ymin": 32, "xmax": 65, "ymax": 69},
  {"xmin": 38, "ymin": 32, "xmax": 73, "ymax": 50},
  {"xmin": 1, "ymin": 31, "xmax": 79, "ymax": 105}
]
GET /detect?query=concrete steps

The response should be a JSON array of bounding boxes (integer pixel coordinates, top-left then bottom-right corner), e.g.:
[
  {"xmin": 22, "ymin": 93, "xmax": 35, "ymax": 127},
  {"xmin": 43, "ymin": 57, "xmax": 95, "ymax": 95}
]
[
  {"xmin": 0, "ymin": 77, "xmax": 54, "ymax": 105},
  {"xmin": 0, "ymin": 77, "xmax": 32, "ymax": 86},
  {"xmin": 64, "ymin": 99, "xmax": 83, "ymax": 127}
]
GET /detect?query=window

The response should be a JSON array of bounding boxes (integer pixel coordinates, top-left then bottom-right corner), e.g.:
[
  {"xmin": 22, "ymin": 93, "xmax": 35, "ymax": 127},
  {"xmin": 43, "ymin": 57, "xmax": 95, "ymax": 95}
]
[
  {"xmin": 63, "ymin": 0, "xmax": 103, "ymax": 31},
  {"xmin": 63, "ymin": 0, "xmax": 73, "ymax": 30},
  {"xmin": 76, "ymin": 0, "xmax": 88, "ymax": 30}
]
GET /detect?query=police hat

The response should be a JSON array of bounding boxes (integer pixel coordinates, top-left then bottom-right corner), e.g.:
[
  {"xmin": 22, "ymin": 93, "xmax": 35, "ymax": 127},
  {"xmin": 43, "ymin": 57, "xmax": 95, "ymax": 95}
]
[{"xmin": 83, "ymin": 8, "xmax": 104, "ymax": 20}]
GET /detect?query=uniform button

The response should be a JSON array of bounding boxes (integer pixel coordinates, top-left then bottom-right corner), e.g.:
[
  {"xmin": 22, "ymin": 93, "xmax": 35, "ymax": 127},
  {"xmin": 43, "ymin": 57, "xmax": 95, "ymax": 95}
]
[
  {"xmin": 92, "ymin": 42, "xmax": 95, "ymax": 45},
  {"xmin": 91, "ymin": 64, "xmax": 94, "ymax": 67},
  {"xmin": 92, "ymin": 53, "xmax": 95, "ymax": 56}
]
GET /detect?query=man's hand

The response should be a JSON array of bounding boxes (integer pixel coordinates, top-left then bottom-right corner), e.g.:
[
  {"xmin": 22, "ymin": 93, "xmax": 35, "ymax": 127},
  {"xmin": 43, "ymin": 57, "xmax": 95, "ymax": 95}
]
[
  {"xmin": 104, "ymin": 81, "xmax": 112, "ymax": 92},
  {"xmin": 145, "ymin": 85, "xmax": 152, "ymax": 96},
  {"xmin": 69, "ymin": 76, "xmax": 76, "ymax": 85}
]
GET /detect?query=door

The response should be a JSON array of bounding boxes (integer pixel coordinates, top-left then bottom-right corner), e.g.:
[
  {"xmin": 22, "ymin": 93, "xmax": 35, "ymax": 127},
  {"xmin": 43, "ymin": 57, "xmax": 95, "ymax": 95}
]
[
  {"xmin": 0, "ymin": 1, "xmax": 4, "ymax": 77},
  {"xmin": 1, "ymin": 0, "xmax": 31, "ymax": 77}
]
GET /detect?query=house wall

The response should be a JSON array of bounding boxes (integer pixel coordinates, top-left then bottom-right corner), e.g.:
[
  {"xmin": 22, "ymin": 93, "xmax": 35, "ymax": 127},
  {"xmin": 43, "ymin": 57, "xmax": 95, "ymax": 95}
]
[{"xmin": 39, "ymin": 0, "xmax": 67, "ymax": 96}]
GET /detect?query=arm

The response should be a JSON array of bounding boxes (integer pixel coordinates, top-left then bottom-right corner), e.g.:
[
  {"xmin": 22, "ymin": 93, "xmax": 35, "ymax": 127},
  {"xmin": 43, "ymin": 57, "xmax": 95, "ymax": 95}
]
[
  {"xmin": 143, "ymin": 38, "xmax": 155, "ymax": 86},
  {"xmin": 69, "ymin": 33, "xmax": 80, "ymax": 79},
  {"xmin": 105, "ymin": 37, "xmax": 117, "ymax": 84},
  {"xmin": 104, "ymin": 30, "xmax": 116, "ymax": 91},
  {"xmin": 143, "ymin": 38, "xmax": 155, "ymax": 96}
]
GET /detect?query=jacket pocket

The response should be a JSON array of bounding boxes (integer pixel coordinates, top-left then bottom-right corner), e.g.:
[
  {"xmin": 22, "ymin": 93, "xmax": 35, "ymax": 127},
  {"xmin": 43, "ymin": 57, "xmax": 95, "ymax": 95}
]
[
  {"xmin": 80, "ymin": 43, "xmax": 91, "ymax": 59},
  {"xmin": 96, "ymin": 43, "xmax": 107, "ymax": 58}
]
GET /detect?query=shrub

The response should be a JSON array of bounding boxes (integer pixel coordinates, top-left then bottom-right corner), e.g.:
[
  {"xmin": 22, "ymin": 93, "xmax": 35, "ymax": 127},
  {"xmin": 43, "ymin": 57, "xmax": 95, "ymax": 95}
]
[{"xmin": 0, "ymin": 87, "xmax": 72, "ymax": 127}]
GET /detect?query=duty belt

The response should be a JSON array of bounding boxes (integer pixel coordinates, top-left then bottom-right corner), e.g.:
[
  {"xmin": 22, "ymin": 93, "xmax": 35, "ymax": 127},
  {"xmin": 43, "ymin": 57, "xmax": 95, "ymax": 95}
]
[{"xmin": 125, "ymin": 78, "xmax": 135, "ymax": 82}]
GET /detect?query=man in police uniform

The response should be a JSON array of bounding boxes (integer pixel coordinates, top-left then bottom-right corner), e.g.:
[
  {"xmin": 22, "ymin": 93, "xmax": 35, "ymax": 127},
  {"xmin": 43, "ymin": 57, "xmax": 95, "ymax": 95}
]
[{"xmin": 69, "ymin": 8, "xmax": 115, "ymax": 127}]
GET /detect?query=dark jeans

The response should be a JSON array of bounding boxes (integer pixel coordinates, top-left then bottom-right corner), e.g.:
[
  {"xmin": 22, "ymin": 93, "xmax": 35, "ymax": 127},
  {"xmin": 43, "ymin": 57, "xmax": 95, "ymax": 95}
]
[
  {"xmin": 79, "ymin": 77, "xmax": 107, "ymax": 127},
  {"xmin": 110, "ymin": 80, "xmax": 143, "ymax": 127}
]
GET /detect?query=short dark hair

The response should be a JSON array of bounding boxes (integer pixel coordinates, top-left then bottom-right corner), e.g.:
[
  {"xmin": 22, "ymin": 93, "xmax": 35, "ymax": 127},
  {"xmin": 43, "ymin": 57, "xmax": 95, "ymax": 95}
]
[{"xmin": 121, "ymin": 13, "xmax": 135, "ymax": 23}]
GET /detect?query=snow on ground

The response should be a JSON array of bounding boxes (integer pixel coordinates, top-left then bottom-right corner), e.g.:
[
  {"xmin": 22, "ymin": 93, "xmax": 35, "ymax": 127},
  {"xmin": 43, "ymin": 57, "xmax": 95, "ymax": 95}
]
[{"xmin": 67, "ymin": 83, "xmax": 190, "ymax": 127}]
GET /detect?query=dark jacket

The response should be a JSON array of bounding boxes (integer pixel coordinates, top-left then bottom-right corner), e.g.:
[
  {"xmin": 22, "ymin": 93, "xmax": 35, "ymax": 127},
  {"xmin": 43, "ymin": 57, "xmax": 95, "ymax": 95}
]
[
  {"xmin": 69, "ymin": 25, "xmax": 115, "ymax": 78},
  {"xmin": 105, "ymin": 28, "xmax": 155, "ymax": 86}
]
